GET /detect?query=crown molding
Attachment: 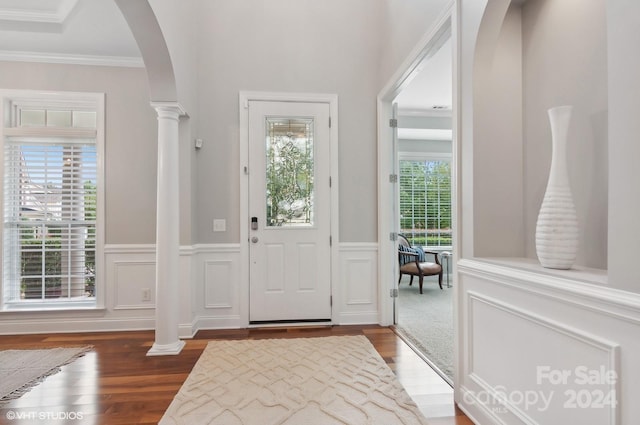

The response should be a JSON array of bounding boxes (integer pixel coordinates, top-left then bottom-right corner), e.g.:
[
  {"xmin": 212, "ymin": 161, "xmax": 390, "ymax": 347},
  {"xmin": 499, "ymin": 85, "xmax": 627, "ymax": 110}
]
[{"xmin": 0, "ymin": 50, "xmax": 144, "ymax": 68}]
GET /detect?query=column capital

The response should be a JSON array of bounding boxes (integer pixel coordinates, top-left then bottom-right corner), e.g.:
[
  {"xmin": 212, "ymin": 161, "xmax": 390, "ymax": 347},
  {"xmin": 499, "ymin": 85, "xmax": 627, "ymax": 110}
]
[{"xmin": 150, "ymin": 101, "xmax": 188, "ymax": 118}]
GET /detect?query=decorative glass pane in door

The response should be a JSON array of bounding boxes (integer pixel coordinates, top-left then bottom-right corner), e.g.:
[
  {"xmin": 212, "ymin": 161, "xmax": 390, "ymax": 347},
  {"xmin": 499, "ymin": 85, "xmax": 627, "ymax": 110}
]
[{"xmin": 265, "ymin": 118, "xmax": 314, "ymax": 227}]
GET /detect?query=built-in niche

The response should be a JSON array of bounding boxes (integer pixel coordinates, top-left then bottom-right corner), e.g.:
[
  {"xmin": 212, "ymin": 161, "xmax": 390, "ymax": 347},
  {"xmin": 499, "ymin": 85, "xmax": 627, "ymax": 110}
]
[{"xmin": 471, "ymin": 0, "xmax": 608, "ymax": 274}]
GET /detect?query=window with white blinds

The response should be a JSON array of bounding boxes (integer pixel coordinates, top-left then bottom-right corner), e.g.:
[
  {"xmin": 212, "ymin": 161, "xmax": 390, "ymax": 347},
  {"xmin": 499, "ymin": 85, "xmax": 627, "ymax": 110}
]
[
  {"xmin": 1, "ymin": 93, "xmax": 102, "ymax": 307},
  {"xmin": 399, "ymin": 158, "xmax": 452, "ymax": 248}
]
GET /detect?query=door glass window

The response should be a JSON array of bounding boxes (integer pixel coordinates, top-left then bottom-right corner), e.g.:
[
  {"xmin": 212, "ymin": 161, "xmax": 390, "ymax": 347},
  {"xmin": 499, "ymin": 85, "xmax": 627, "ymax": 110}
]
[{"xmin": 265, "ymin": 118, "xmax": 314, "ymax": 227}]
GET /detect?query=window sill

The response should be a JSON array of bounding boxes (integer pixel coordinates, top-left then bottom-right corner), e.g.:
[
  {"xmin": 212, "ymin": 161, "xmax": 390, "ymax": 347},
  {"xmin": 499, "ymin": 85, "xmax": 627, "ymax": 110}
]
[{"xmin": 1, "ymin": 300, "xmax": 103, "ymax": 313}]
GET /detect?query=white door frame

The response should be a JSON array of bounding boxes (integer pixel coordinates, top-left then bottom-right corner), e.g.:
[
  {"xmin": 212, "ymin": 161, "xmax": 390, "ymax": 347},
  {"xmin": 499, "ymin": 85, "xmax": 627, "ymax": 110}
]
[
  {"xmin": 377, "ymin": 2, "xmax": 455, "ymax": 327},
  {"xmin": 239, "ymin": 91, "xmax": 339, "ymax": 327}
]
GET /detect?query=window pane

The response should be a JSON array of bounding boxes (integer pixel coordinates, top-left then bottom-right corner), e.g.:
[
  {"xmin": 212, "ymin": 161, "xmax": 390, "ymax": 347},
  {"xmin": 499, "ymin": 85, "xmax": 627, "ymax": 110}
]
[
  {"xmin": 399, "ymin": 159, "xmax": 451, "ymax": 247},
  {"xmin": 265, "ymin": 118, "xmax": 314, "ymax": 227},
  {"xmin": 4, "ymin": 142, "xmax": 97, "ymax": 302},
  {"xmin": 22, "ymin": 277, "xmax": 43, "ymax": 299},
  {"xmin": 73, "ymin": 111, "xmax": 97, "ymax": 128},
  {"xmin": 20, "ymin": 109, "xmax": 45, "ymax": 127},
  {"xmin": 47, "ymin": 110, "xmax": 72, "ymax": 127}
]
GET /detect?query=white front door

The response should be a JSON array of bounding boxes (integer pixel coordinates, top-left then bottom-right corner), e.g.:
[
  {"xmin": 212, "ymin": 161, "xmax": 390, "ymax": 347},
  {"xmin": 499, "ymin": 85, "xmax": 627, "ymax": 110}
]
[{"xmin": 248, "ymin": 100, "xmax": 331, "ymax": 323}]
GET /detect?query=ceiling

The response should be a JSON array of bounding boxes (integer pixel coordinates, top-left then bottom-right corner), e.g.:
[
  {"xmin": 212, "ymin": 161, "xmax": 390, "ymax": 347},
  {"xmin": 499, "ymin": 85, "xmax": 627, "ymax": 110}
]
[
  {"xmin": 0, "ymin": 0, "xmax": 141, "ymax": 66},
  {"xmin": 394, "ymin": 37, "xmax": 452, "ymax": 115},
  {"xmin": 394, "ymin": 37, "xmax": 453, "ymax": 141}
]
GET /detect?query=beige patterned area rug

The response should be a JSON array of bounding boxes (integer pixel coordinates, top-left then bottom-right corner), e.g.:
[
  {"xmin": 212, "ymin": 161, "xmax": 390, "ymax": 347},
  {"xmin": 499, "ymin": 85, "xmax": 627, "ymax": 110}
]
[
  {"xmin": 0, "ymin": 346, "xmax": 92, "ymax": 404},
  {"xmin": 160, "ymin": 335, "xmax": 428, "ymax": 425}
]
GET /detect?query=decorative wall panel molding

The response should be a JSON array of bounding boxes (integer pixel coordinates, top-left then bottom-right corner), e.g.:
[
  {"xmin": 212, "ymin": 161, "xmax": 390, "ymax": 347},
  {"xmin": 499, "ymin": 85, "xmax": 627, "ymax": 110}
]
[
  {"xmin": 336, "ymin": 243, "xmax": 379, "ymax": 324},
  {"xmin": 456, "ymin": 259, "xmax": 637, "ymax": 425},
  {"xmin": 2, "ymin": 242, "xmax": 381, "ymax": 334}
]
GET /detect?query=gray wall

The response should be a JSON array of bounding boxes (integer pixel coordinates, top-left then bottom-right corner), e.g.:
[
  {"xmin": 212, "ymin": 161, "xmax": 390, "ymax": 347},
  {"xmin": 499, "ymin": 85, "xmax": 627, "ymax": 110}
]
[
  {"xmin": 1, "ymin": 1, "xmax": 457, "ymax": 250},
  {"xmin": 191, "ymin": 0, "xmax": 453, "ymax": 244},
  {"xmin": 472, "ymin": 4, "xmax": 525, "ymax": 257},
  {"xmin": 376, "ymin": 0, "xmax": 452, "ymax": 87},
  {"xmin": 0, "ymin": 61, "xmax": 158, "ymax": 245},
  {"xmin": 194, "ymin": 1, "xmax": 364, "ymax": 243},
  {"xmin": 607, "ymin": 0, "xmax": 640, "ymax": 291}
]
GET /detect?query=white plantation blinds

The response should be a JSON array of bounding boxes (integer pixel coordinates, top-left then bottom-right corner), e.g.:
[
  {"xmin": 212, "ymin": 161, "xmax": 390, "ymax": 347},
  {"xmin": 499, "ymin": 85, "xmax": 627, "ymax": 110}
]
[
  {"xmin": 2, "ymin": 98, "xmax": 99, "ymax": 305},
  {"xmin": 399, "ymin": 159, "xmax": 452, "ymax": 247}
]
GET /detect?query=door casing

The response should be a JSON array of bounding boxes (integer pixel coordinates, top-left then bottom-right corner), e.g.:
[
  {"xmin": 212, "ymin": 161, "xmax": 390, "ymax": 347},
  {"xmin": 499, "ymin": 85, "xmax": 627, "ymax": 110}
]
[{"xmin": 239, "ymin": 91, "xmax": 339, "ymax": 327}]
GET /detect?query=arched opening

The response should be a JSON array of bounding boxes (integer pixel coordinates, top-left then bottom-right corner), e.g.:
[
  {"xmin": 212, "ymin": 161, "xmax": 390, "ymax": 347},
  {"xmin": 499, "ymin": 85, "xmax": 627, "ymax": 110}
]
[{"xmin": 114, "ymin": 0, "xmax": 184, "ymax": 355}]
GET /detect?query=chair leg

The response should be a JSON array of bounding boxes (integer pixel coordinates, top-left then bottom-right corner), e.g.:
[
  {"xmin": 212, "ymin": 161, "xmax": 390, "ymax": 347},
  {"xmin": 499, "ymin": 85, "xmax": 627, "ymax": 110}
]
[
  {"xmin": 438, "ymin": 271, "xmax": 443, "ymax": 290},
  {"xmin": 419, "ymin": 276, "xmax": 423, "ymax": 294},
  {"xmin": 398, "ymin": 272, "xmax": 402, "ymax": 285},
  {"xmin": 409, "ymin": 275, "xmax": 414, "ymax": 286}
]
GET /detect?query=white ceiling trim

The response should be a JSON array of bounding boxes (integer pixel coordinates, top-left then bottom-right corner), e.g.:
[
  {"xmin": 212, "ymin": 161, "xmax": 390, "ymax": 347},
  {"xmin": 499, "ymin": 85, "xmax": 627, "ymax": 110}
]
[
  {"xmin": 0, "ymin": 0, "xmax": 79, "ymax": 24},
  {"xmin": 0, "ymin": 50, "xmax": 144, "ymax": 68}
]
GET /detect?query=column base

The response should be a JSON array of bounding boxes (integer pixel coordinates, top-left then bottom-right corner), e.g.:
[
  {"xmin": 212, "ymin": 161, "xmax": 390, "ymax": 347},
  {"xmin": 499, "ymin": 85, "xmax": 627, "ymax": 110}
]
[{"xmin": 146, "ymin": 339, "xmax": 186, "ymax": 356}]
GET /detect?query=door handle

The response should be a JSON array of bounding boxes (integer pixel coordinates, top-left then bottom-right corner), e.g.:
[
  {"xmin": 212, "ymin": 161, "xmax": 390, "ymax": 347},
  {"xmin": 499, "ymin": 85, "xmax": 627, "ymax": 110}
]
[{"xmin": 251, "ymin": 236, "xmax": 259, "ymax": 243}]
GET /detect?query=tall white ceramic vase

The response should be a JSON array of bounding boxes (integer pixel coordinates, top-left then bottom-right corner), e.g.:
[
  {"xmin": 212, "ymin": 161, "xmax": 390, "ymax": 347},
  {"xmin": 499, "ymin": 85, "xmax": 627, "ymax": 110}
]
[{"xmin": 535, "ymin": 105, "xmax": 579, "ymax": 269}]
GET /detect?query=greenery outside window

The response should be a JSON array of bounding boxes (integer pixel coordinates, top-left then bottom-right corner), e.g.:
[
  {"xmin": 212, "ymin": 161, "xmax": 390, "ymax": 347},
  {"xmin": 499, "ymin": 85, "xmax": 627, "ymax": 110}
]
[
  {"xmin": 1, "ymin": 91, "xmax": 104, "ymax": 309},
  {"xmin": 399, "ymin": 155, "xmax": 452, "ymax": 248}
]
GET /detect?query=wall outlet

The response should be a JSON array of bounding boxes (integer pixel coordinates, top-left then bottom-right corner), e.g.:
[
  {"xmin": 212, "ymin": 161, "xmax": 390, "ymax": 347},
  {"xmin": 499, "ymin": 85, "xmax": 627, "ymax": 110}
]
[
  {"xmin": 141, "ymin": 288, "xmax": 151, "ymax": 302},
  {"xmin": 213, "ymin": 219, "xmax": 226, "ymax": 232}
]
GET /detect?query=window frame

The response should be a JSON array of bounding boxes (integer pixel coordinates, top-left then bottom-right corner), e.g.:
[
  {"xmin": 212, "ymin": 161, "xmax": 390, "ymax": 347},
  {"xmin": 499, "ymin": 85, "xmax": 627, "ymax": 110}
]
[
  {"xmin": 398, "ymin": 151, "xmax": 452, "ymax": 250},
  {"xmin": 0, "ymin": 90, "xmax": 105, "ymax": 311}
]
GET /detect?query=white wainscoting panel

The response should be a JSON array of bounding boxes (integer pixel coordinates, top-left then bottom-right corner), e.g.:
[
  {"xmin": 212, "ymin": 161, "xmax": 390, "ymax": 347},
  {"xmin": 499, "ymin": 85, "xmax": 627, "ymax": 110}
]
[
  {"xmin": 105, "ymin": 245, "xmax": 156, "ymax": 312},
  {"xmin": 112, "ymin": 260, "xmax": 156, "ymax": 310},
  {"xmin": 456, "ymin": 258, "xmax": 640, "ymax": 425},
  {"xmin": 335, "ymin": 243, "xmax": 379, "ymax": 324},
  {"xmin": 194, "ymin": 244, "xmax": 243, "ymax": 329},
  {"xmin": 204, "ymin": 259, "xmax": 235, "ymax": 309},
  {"xmin": 467, "ymin": 292, "xmax": 619, "ymax": 425},
  {"xmin": 0, "ymin": 242, "xmax": 381, "ymax": 335}
]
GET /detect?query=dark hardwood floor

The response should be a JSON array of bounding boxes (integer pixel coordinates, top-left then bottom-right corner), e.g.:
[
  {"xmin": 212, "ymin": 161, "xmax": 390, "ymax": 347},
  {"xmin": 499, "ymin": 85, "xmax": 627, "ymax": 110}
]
[{"xmin": 0, "ymin": 326, "xmax": 473, "ymax": 424}]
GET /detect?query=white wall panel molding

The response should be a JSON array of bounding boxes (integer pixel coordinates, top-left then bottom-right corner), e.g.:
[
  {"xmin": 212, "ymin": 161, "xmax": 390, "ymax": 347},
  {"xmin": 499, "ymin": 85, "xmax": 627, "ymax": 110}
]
[
  {"xmin": 111, "ymin": 260, "xmax": 156, "ymax": 310},
  {"xmin": 192, "ymin": 244, "xmax": 244, "ymax": 329},
  {"xmin": 336, "ymin": 243, "xmax": 379, "ymax": 324},
  {"xmin": 105, "ymin": 248, "xmax": 157, "ymax": 312},
  {"xmin": 3, "ymin": 242, "xmax": 378, "ymax": 334},
  {"xmin": 456, "ymin": 260, "xmax": 638, "ymax": 424},
  {"xmin": 465, "ymin": 291, "xmax": 620, "ymax": 425},
  {"xmin": 458, "ymin": 259, "xmax": 640, "ymax": 324},
  {"xmin": 203, "ymin": 259, "xmax": 235, "ymax": 309}
]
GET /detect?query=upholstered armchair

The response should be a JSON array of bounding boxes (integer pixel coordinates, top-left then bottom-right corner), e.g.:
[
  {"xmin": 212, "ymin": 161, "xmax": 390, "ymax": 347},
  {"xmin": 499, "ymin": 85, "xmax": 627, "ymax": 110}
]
[{"xmin": 398, "ymin": 234, "xmax": 443, "ymax": 294}]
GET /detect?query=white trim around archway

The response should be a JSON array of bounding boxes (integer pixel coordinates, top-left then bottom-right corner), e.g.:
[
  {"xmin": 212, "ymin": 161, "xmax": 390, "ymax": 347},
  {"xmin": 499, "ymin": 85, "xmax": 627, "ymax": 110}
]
[
  {"xmin": 376, "ymin": 0, "xmax": 455, "ymax": 326},
  {"xmin": 375, "ymin": 0, "xmax": 459, "ymax": 390}
]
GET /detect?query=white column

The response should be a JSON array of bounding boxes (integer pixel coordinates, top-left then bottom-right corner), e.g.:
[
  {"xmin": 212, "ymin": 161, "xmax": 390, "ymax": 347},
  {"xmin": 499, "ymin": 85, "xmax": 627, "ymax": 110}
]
[{"xmin": 147, "ymin": 102, "xmax": 186, "ymax": 356}]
